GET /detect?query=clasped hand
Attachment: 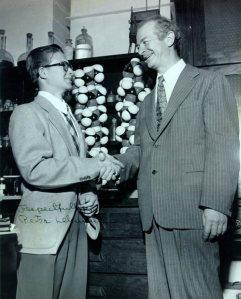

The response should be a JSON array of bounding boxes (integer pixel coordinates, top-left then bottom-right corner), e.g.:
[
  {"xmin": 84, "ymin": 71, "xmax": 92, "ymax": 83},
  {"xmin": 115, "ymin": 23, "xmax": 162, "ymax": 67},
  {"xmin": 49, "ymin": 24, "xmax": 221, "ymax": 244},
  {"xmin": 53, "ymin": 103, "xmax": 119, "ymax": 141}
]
[
  {"xmin": 98, "ymin": 152, "xmax": 124, "ymax": 184},
  {"xmin": 78, "ymin": 192, "xmax": 99, "ymax": 217}
]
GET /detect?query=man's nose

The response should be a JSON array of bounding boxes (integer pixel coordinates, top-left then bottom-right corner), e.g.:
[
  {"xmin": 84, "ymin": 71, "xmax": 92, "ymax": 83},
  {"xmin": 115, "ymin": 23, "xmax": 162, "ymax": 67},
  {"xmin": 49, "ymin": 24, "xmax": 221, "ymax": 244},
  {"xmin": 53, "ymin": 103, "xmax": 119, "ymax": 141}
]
[{"xmin": 137, "ymin": 44, "xmax": 145, "ymax": 56}]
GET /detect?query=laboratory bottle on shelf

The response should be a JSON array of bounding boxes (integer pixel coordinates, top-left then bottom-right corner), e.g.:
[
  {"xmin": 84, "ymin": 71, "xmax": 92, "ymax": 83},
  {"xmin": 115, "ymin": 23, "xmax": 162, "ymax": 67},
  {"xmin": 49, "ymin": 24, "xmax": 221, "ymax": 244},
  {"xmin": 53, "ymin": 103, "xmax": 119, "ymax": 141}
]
[
  {"xmin": 17, "ymin": 33, "xmax": 33, "ymax": 65},
  {"xmin": 75, "ymin": 27, "xmax": 93, "ymax": 59},
  {"xmin": 106, "ymin": 91, "xmax": 116, "ymax": 114},
  {"xmin": 48, "ymin": 31, "xmax": 55, "ymax": 45},
  {"xmin": 0, "ymin": 29, "xmax": 14, "ymax": 67},
  {"xmin": 106, "ymin": 91, "xmax": 120, "ymax": 142},
  {"xmin": 64, "ymin": 38, "xmax": 74, "ymax": 60}
]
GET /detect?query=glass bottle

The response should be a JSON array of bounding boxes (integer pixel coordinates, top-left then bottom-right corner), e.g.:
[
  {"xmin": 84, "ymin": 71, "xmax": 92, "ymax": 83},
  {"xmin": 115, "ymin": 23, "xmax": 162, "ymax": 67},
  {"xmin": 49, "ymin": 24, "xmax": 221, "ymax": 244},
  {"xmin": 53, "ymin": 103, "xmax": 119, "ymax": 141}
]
[
  {"xmin": 106, "ymin": 91, "xmax": 120, "ymax": 142},
  {"xmin": 75, "ymin": 27, "xmax": 93, "ymax": 59},
  {"xmin": 0, "ymin": 29, "xmax": 14, "ymax": 67},
  {"xmin": 107, "ymin": 91, "xmax": 116, "ymax": 114},
  {"xmin": 48, "ymin": 31, "xmax": 55, "ymax": 45},
  {"xmin": 64, "ymin": 38, "xmax": 73, "ymax": 60},
  {"xmin": 17, "ymin": 33, "xmax": 33, "ymax": 65},
  {"xmin": 109, "ymin": 118, "xmax": 117, "ymax": 141}
]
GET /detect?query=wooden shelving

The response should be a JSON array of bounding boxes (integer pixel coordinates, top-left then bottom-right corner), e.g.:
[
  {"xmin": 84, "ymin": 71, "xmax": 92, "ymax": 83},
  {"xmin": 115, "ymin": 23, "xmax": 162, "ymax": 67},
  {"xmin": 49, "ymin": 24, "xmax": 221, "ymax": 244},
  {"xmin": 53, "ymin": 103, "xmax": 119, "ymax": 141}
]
[
  {"xmin": 1, "ymin": 195, "xmax": 21, "ymax": 201},
  {"xmin": 0, "ymin": 227, "xmax": 19, "ymax": 236}
]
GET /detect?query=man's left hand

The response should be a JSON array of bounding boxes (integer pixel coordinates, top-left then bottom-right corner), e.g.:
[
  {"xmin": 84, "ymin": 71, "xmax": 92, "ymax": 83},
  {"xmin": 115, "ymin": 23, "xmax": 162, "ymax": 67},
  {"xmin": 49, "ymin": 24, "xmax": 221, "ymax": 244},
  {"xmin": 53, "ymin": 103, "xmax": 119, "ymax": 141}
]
[
  {"xmin": 78, "ymin": 192, "xmax": 99, "ymax": 217},
  {"xmin": 202, "ymin": 208, "xmax": 227, "ymax": 241}
]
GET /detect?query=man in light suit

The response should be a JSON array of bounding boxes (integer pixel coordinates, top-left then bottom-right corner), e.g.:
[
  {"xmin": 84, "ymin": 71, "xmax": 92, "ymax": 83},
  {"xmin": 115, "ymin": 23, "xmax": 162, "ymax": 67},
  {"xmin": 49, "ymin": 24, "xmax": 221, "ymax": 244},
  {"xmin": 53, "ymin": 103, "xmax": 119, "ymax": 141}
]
[
  {"xmin": 9, "ymin": 44, "xmax": 122, "ymax": 299},
  {"xmin": 112, "ymin": 15, "xmax": 240, "ymax": 298}
]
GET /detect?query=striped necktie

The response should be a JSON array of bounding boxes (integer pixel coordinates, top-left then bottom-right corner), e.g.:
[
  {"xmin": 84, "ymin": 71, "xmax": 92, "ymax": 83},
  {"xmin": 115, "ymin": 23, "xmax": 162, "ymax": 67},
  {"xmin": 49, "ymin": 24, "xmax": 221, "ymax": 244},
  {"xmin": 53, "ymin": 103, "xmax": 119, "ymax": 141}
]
[
  {"xmin": 156, "ymin": 75, "xmax": 167, "ymax": 131},
  {"xmin": 64, "ymin": 105, "xmax": 80, "ymax": 155}
]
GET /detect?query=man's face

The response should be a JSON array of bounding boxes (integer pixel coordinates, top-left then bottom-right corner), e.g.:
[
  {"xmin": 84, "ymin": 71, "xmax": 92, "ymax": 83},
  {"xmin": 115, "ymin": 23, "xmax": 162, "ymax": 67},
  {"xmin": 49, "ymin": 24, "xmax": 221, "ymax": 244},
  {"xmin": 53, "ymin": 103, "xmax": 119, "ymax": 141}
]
[
  {"xmin": 43, "ymin": 51, "xmax": 73, "ymax": 91},
  {"xmin": 136, "ymin": 21, "xmax": 169, "ymax": 71}
]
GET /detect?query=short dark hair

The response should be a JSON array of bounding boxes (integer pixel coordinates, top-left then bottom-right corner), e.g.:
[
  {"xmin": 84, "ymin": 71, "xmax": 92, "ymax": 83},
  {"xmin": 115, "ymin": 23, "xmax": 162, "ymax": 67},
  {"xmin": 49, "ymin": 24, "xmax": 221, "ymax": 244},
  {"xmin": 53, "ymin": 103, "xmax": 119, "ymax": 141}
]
[
  {"xmin": 138, "ymin": 15, "xmax": 181, "ymax": 55},
  {"xmin": 26, "ymin": 44, "xmax": 64, "ymax": 84}
]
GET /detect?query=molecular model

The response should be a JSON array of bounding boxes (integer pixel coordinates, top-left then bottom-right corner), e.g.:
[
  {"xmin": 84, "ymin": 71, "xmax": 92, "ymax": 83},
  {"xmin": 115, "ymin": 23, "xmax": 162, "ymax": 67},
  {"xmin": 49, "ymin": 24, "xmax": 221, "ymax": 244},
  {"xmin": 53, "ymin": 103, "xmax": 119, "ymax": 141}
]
[
  {"xmin": 115, "ymin": 57, "xmax": 151, "ymax": 154},
  {"xmin": 72, "ymin": 64, "xmax": 109, "ymax": 157}
]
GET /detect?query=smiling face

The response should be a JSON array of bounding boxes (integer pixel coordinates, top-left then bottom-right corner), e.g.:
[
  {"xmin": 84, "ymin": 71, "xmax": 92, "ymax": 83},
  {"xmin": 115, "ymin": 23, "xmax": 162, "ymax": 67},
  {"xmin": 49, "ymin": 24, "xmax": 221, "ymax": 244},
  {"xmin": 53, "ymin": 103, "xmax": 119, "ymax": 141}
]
[{"xmin": 137, "ymin": 21, "xmax": 172, "ymax": 73}]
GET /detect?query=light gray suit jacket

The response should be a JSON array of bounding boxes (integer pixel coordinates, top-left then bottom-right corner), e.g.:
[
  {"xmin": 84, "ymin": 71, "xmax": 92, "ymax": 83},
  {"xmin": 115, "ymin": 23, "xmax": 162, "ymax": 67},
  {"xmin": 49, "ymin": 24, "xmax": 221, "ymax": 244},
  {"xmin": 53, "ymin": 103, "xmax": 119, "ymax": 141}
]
[
  {"xmin": 117, "ymin": 64, "xmax": 240, "ymax": 231},
  {"xmin": 9, "ymin": 96, "xmax": 97, "ymax": 254}
]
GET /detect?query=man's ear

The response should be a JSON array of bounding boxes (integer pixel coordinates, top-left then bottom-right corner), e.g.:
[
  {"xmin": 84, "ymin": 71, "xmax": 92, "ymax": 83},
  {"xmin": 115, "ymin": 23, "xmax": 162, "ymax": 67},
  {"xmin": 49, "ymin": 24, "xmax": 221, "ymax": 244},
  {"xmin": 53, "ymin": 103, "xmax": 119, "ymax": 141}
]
[
  {"xmin": 38, "ymin": 67, "xmax": 47, "ymax": 79},
  {"xmin": 165, "ymin": 31, "xmax": 175, "ymax": 47}
]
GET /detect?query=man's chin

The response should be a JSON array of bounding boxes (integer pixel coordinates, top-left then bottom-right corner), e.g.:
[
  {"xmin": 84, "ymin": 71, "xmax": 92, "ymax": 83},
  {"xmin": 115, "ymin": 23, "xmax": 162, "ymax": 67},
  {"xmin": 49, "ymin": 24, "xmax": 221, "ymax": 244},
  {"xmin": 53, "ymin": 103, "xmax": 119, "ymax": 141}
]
[
  {"xmin": 145, "ymin": 55, "xmax": 154, "ymax": 65},
  {"xmin": 65, "ymin": 83, "xmax": 73, "ymax": 90},
  {"xmin": 146, "ymin": 59, "xmax": 154, "ymax": 69}
]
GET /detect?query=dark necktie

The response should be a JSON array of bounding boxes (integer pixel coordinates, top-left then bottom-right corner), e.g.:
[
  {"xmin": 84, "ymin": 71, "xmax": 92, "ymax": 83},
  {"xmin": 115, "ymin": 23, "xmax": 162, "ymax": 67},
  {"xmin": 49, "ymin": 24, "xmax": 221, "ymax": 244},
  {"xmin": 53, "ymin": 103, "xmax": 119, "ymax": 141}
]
[
  {"xmin": 156, "ymin": 75, "xmax": 167, "ymax": 131},
  {"xmin": 63, "ymin": 105, "xmax": 80, "ymax": 155}
]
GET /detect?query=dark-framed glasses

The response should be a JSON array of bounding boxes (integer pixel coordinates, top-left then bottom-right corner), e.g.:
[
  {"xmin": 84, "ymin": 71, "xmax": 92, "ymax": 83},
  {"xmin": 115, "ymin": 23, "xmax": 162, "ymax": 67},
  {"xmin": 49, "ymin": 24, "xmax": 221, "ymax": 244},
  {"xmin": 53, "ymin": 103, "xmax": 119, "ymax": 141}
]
[{"xmin": 42, "ymin": 61, "xmax": 73, "ymax": 72}]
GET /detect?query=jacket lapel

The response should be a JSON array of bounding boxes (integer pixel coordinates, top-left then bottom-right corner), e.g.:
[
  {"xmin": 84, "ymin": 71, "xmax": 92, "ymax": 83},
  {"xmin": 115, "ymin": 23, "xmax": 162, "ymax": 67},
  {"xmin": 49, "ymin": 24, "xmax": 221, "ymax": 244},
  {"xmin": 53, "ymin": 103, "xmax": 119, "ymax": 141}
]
[
  {"xmin": 145, "ymin": 90, "xmax": 158, "ymax": 140},
  {"xmin": 156, "ymin": 64, "xmax": 200, "ymax": 138},
  {"xmin": 71, "ymin": 114, "xmax": 87, "ymax": 158},
  {"xmin": 34, "ymin": 96, "xmax": 77, "ymax": 155}
]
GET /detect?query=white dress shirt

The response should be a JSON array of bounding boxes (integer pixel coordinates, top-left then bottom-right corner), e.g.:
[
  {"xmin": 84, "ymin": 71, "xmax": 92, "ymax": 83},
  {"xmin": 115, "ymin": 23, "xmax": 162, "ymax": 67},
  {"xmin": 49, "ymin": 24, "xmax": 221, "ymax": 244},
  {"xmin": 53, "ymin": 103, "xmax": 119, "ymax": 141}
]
[{"xmin": 155, "ymin": 59, "xmax": 186, "ymax": 103}]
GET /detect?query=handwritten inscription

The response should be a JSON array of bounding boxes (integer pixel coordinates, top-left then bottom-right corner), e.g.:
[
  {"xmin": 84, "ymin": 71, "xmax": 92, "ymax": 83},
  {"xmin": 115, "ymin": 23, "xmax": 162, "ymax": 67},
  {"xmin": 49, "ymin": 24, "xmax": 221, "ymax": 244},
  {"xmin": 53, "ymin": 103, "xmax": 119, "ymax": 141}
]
[
  {"xmin": 56, "ymin": 215, "xmax": 72, "ymax": 223},
  {"xmin": 18, "ymin": 202, "xmax": 76, "ymax": 214},
  {"xmin": 18, "ymin": 214, "xmax": 51, "ymax": 224},
  {"xmin": 17, "ymin": 214, "xmax": 85, "ymax": 225},
  {"xmin": 17, "ymin": 202, "xmax": 78, "ymax": 224}
]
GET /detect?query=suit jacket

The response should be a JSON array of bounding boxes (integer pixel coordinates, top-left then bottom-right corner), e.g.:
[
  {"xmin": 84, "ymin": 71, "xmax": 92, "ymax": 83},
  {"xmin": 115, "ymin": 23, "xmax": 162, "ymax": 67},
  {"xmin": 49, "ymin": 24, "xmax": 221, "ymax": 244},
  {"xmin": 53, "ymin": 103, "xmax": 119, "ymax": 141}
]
[
  {"xmin": 9, "ymin": 95, "xmax": 97, "ymax": 254},
  {"xmin": 117, "ymin": 64, "xmax": 240, "ymax": 231}
]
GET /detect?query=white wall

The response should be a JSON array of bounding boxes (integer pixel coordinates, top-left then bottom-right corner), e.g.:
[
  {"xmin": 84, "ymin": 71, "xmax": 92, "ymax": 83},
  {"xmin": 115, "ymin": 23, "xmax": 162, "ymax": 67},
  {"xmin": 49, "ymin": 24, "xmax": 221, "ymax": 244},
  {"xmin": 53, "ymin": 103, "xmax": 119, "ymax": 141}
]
[
  {"xmin": 0, "ymin": 0, "xmax": 53, "ymax": 65},
  {"xmin": 0, "ymin": 0, "xmax": 171, "ymax": 63},
  {"xmin": 70, "ymin": 0, "xmax": 172, "ymax": 57},
  {"xmin": 53, "ymin": 0, "xmax": 71, "ymax": 48},
  {"xmin": 0, "ymin": 0, "xmax": 70, "ymax": 65}
]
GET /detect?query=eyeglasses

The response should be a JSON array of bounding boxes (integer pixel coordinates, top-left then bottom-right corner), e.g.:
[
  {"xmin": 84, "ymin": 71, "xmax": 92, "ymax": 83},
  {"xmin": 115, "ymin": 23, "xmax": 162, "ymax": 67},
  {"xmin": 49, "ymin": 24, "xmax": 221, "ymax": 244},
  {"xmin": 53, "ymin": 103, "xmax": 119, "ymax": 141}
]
[{"xmin": 42, "ymin": 61, "xmax": 73, "ymax": 72}]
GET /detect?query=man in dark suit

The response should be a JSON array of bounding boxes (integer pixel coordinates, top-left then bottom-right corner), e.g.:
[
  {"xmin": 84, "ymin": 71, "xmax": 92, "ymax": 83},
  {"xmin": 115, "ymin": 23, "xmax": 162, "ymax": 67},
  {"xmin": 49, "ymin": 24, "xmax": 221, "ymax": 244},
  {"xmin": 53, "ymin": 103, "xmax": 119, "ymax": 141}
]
[
  {"xmin": 112, "ymin": 15, "xmax": 239, "ymax": 298},
  {"xmin": 9, "ymin": 44, "xmax": 122, "ymax": 299}
]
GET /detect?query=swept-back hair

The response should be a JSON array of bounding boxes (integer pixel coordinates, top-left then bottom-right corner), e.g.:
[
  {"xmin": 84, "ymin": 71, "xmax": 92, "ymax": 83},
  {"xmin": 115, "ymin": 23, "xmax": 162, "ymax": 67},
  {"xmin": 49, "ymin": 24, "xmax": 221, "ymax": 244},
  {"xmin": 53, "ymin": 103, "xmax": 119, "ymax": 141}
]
[
  {"xmin": 138, "ymin": 15, "xmax": 181, "ymax": 55},
  {"xmin": 26, "ymin": 44, "xmax": 63, "ymax": 84}
]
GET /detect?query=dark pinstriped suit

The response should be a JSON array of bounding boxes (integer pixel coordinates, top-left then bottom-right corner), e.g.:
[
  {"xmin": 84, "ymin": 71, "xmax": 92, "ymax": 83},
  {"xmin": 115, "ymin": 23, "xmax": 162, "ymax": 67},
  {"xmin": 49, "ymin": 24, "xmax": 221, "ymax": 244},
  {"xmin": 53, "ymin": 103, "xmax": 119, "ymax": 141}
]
[{"xmin": 117, "ymin": 64, "xmax": 239, "ymax": 298}]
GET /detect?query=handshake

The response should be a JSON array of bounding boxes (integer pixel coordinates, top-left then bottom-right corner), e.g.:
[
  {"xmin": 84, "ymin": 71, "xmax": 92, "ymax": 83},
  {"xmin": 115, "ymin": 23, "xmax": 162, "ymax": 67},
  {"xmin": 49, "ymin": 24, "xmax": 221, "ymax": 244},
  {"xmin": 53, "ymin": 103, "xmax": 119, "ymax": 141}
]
[{"xmin": 97, "ymin": 152, "xmax": 124, "ymax": 185}]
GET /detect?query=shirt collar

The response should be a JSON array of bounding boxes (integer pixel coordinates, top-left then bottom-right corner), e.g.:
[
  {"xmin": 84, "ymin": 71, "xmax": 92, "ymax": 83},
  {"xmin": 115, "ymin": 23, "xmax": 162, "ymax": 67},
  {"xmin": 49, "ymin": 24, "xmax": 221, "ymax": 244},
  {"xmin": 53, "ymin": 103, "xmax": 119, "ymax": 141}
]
[
  {"xmin": 157, "ymin": 59, "xmax": 186, "ymax": 84},
  {"xmin": 38, "ymin": 91, "xmax": 68, "ymax": 115}
]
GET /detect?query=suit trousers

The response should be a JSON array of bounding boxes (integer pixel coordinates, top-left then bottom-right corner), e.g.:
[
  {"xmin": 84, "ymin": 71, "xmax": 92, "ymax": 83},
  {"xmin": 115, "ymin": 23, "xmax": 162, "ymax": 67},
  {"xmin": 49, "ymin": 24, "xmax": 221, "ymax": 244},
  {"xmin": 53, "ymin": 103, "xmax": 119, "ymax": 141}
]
[
  {"xmin": 16, "ymin": 211, "xmax": 88, "ymax": 299},
  {"xmin": 145, "ymin": 221, "xmax": 223, "ymax": 299}
]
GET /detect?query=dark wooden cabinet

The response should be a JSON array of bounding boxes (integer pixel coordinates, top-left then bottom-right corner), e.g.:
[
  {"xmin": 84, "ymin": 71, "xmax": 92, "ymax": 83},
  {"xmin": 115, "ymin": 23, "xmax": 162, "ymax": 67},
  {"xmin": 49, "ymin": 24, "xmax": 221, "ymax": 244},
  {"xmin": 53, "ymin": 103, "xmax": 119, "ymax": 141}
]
[
  {"xmin": 87, "ymin": 193, "xmax": 148, "ymax": 299},
  {"xmin": 174, "ymin": 0, "xmax": 241, "ymax": 67}
]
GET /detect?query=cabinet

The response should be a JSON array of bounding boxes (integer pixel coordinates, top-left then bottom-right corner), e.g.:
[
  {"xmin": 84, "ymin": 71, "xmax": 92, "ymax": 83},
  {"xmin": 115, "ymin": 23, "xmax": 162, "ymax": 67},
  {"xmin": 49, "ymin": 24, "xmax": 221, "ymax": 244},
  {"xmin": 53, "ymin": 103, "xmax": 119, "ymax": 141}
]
[
  {"xmin": 0, "ymin": 64, "xmax": 23, "ymax": 203},
  {"xmin": 174, "ymin": 0, "xmax": 241, "ymax": 67},
  {"xmin": 88, "ymin": 192, "xmax": 147, "ymax": 299}
]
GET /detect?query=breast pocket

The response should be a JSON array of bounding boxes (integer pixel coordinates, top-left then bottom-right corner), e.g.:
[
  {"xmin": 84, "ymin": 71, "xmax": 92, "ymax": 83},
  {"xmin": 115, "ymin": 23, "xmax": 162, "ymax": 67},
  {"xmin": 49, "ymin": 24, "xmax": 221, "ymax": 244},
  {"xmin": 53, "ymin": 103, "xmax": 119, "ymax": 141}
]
[{"xmin": 179, "ymin": 101, "xmax": 202, "ymax": 110}]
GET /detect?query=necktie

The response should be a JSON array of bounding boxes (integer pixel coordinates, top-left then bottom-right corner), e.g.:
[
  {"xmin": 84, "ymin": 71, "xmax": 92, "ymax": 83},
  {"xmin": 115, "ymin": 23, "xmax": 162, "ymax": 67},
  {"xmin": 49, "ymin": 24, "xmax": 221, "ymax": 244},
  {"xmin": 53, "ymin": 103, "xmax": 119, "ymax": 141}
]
[
  {"xmin": 63, "ymin": 105, "xmax": 80, "ymax": 155},
  {"xmin": 156, "ymin": 75, "xmax": 167, "ymax": 131}
]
